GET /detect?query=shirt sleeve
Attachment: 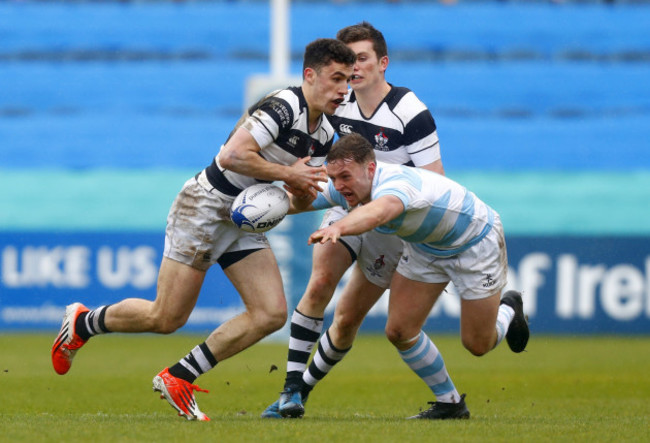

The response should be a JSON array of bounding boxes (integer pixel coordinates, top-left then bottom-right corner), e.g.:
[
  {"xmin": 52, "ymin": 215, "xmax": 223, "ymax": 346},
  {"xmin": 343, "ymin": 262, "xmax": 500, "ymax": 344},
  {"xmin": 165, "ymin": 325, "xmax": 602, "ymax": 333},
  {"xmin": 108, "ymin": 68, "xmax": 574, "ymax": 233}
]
[{"xmin": 245, "ymin": 95, "xmax": 295, "ymax": 149}]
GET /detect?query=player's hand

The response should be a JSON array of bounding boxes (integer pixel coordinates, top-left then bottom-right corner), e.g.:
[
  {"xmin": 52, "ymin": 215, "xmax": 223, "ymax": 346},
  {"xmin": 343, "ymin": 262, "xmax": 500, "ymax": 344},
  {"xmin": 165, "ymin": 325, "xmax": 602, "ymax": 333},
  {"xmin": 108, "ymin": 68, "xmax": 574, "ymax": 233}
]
[
  {"xmin": 284, "ymin": 185, "xmax": 317, "ymax": 212},
  {"xmin": 285, "ymin": 157, "xmax": 327, "ymax": 194},
  {"xmin": 308, "ymin": 226, "xmax": 341, "ymax": 245},
  {"xmin": 283, "ymin": 183, "xmax": 317, "ymax": 200}
]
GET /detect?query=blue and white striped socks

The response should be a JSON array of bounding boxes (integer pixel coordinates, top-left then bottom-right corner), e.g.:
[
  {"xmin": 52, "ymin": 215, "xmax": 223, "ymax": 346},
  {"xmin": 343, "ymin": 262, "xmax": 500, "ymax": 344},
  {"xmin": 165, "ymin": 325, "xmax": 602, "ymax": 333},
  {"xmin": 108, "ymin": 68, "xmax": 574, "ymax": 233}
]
[{"xmin": 398, "ymin": 330, "xmax": 460, "ymax": 403}]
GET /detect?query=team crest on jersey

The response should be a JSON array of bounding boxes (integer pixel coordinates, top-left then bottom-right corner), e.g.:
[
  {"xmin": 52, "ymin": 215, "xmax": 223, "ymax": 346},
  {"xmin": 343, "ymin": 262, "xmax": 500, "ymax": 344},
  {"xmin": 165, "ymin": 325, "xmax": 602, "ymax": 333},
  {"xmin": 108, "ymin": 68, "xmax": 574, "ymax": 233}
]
[
  {"xmin": 366, "ymin": 254, "xmax": 386, "ymax": 277},
  {"xmin": 307, "ymin": 144, "xmax": 315, "ymax": 156},
  {"xmin": 374, "ymin": 130, "xmax": 389, "ymax": 151}
]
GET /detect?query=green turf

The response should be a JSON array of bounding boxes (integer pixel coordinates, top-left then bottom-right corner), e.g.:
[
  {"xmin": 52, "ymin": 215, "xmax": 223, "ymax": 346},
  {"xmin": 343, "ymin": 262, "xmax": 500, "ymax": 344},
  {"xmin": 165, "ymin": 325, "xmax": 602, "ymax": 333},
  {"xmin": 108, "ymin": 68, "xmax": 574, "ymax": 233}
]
[{"xmin": 1, "ymin": 334, "xmax": 648, "ymax": 442}]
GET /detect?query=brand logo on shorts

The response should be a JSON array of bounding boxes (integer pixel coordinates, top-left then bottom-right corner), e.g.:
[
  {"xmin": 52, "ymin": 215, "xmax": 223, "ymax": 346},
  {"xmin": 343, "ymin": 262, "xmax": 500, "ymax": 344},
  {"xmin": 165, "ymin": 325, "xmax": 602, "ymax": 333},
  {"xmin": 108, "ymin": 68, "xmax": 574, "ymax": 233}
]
[
  {"xmin": 366, "ymin": 255, "xmax": 386, "ymax": 277},
  {"xmin": 401, "ymin": 254, "xmax": 409, "ymax": 263},
  {"xmin": 482, "ymin": 273, "xmax": 497, "ymax": 288}
]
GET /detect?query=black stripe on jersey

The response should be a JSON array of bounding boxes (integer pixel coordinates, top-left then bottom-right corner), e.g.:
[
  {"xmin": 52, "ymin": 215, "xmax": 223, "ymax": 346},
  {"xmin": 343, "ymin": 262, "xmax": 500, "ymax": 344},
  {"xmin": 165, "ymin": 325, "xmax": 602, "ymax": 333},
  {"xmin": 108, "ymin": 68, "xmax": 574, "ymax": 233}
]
[
  {"xmin": 204, "ymin": 159, "xmax": 243, "ymax": 196},
  {"xmin": 344, "ymin": 87, "xmax": 410, "ymax": 114},
  {"xmin": 403, "ymin": 110, "xmax": 437, "ymax": 146},
  {"xmin": 383, "ymin": 86, "xmax": 411, "ymax": 111},
  {"xmin": 253, "ymin": 96, "xmax": 294, "ymax": 132},
  {"xmin": 273, "ymin": 129, "xmax": 332, "ymax": 159}
]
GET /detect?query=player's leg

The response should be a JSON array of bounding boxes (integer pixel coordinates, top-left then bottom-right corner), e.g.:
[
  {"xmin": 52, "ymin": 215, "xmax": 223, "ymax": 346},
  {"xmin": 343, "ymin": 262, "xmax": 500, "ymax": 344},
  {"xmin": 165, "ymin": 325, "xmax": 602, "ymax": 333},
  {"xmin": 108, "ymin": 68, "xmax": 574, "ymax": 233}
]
[
  {"xmin": 459, "ymin": 292, "xmax": 528, "ymax": 356},
  {"xmin": 455, "ymin": 218, "xmax": 529, "ymax": 356},
  {"xmin": 319, "ymin": 231, "xmax": 402, "ymax": 351},
  {"xmin": 107, "ymin": 257, "xmax": 205, "ymax": 333},
  {"xmin": 287, "ymin": 239, "xmax": 354, "ymax": 382},
  {"xmin": 300, "ymin": 266, "xmax": 386, "ymax": 399},
  {"xmin": 144, "ymin": 260, "xmax": 216, "ymax": 422},
  {"xmin": 266, "ymin": 240, "xmax": 352, "ymax": 418},
  {"xmin": 285, "ymin": 209, "xmax": 356, "ymax": 385},
  {"xmin": 385, "ymin": 240, "xmax": 471, "ymax": 419},
  {"xmin": 260, "ymin": 208, "xmax": 358, "ymax": 418},
  {"xmin": 386, "ymin": 272, "xmax": 469, "ymax": 419},
  {"xmin": 51, "ymin": 257, "xmax": 205, "ymax": 376},
  {"xmin": 156, "ymin": 248, "xmax": 287, "ymax": 421},
  {"xmin": 459, "ymin": 293, "xmax": 501, "ymax": 356},
  {"xmin": 276, "ymin": 232, "xmax": 401, "ymax": 418},
  {"xmin": 151, "ymin": 177, "xmax": 284, "ymax": 421},
  {"xmin": 206, "ymin": 248, "xmax": 287, "ymax": 359}
]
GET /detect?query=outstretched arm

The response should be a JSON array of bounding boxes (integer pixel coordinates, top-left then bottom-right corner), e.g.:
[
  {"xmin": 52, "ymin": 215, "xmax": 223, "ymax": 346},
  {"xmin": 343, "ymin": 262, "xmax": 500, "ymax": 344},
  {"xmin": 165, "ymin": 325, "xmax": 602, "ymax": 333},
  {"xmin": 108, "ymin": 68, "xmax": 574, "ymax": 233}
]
[{"xmin": 308, "ymin": 195, "xmax": 404, "ymax": 245}]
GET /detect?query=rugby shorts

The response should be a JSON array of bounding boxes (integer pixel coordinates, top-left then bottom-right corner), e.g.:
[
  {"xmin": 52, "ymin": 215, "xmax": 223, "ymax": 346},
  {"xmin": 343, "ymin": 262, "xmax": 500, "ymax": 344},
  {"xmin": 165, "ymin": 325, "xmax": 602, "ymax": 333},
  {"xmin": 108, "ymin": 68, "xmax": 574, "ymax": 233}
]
[
  {"xmin": 320, "ymin": 206, "xmax": 403, "ymax": 289},
  {"xmin": 396, "ymin": 216, "xmax": 508, "ymax": 300},
  {"xmin": 163, "ymin": 170, "xmax": 270, "ymax": 271}
]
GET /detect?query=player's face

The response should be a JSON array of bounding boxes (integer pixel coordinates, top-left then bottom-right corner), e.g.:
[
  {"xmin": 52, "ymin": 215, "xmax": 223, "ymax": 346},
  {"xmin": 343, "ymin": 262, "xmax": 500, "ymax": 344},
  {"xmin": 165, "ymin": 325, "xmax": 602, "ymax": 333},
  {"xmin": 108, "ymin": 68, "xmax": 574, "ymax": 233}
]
[
  {"xmin": 346, "ymin": 40, "xmax": 388, "ymax": 92},
  {"xmin": 308, "ymin": 62, "xmax": 353, "ymax": 115},
  {"xmin": 326, "ymin": 158, "xmax": 375, "ymax": 206}
]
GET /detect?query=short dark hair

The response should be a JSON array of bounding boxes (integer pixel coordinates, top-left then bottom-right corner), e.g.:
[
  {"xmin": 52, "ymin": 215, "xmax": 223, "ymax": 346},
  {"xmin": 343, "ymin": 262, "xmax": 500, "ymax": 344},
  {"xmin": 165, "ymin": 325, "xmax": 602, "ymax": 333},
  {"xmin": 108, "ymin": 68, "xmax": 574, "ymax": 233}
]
[
  {"xmin": 336, "ymin": 22, "xmax": 388, "ymax": 59},
  {"xmin": 303, "ymin": 38, "xmax": 356, "ymax": 75},
  {"xmin": 327, "ymin": 133, "xmax": 376, "ymax": 165}
]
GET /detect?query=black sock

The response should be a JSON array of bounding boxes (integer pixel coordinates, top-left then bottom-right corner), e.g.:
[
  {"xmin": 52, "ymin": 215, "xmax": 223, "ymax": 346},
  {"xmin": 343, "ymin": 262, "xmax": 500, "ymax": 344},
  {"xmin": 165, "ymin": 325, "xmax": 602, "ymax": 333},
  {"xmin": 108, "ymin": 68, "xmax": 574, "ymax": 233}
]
[
  {"xmin": 75, "ymin": 305, "xmax": 111, "ymax": 341},
  {"xmin": 168, "ymin": 342, "xmax": 218, "ymax": 384},
  {"xmin": 284, "ymin": 309, "xmax": 324, "ymax": 390}
]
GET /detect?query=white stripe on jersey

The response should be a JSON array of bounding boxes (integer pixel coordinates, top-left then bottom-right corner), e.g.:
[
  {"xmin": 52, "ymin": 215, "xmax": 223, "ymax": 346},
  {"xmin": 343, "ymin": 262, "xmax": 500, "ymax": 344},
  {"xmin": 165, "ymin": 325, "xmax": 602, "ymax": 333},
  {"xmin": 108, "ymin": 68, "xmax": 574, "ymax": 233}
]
[
  {"xmin": 313, "ymin": 162, "xmax": 496, "ymax": 258},
  {"xmin": 329, "ymin": 86, "xmax": 440, "ymax": 167}
]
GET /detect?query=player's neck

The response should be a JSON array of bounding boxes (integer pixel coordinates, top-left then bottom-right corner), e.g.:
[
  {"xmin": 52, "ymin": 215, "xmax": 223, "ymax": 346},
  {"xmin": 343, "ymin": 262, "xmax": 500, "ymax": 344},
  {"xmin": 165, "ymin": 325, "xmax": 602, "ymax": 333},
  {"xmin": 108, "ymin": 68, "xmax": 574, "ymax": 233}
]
[
  {"xmin": 307, "ymin": 109, "xmax": 322, "ymax": 133},
  {"xmin": 355, "ymin": 81, "xmax": 391, "ymax": 118}
]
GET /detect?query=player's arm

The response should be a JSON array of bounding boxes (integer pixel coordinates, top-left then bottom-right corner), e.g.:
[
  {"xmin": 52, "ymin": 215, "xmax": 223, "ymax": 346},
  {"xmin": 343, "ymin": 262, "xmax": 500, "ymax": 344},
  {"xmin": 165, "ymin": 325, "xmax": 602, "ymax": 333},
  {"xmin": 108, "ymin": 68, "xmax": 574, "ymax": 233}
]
[
  {"xmin": 219, "ymin": 127, "xmax": 327, "ymax": 193},
  {"xmin": 308, "ymin": 195, "xmax": 404, "ymax": 245}
]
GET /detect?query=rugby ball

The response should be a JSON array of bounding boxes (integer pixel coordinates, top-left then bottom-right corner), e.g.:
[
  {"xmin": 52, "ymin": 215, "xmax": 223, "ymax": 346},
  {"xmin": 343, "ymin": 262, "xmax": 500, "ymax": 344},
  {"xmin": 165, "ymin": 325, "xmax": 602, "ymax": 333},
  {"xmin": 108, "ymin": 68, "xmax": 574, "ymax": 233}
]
[{"xmin": 230, "ymin": 184, "xmax": 290, "ymax": 233}]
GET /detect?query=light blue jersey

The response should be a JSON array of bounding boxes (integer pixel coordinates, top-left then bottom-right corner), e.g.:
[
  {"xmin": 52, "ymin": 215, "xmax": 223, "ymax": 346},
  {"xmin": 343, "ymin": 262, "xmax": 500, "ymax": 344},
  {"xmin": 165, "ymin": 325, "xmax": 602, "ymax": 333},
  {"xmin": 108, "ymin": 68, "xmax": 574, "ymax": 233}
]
[{"xmin": 313, "ymin": 162, "xmax": 496, "ymax": 257}]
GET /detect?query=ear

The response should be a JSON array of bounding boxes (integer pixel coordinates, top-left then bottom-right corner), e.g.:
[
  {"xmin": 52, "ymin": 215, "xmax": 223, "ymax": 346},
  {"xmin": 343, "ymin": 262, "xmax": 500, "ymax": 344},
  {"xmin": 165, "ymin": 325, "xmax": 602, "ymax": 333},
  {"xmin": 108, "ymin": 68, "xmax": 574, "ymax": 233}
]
[
  {"xmin": 367, "ymin": 161, "xmax": 377, "ymax": 179},
  {"xmin": 303, "ymin": 67, "xmax": 316, "ymax": 84},
  {"xmin": 379, "ymin": 55, "xmax": 389, "ymax": 74}
]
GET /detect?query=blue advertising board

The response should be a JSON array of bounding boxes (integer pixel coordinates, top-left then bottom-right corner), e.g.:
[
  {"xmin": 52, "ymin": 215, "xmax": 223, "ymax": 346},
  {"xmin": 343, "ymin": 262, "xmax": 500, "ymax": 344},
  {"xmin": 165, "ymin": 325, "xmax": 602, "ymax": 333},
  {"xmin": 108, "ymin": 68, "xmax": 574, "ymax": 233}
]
[{"xmin": 1, "ymin": 230, "xmax": 649, "ymax": 334}]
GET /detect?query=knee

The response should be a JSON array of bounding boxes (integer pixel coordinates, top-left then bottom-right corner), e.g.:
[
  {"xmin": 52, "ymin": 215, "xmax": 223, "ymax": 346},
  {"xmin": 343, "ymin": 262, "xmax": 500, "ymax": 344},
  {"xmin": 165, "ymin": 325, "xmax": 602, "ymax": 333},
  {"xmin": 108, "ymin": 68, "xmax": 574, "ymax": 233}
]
[
  {"xmin": 151, "ymin": 313, "xmax": 187, "ymax": 334},
  {"xmin": 266, "ymin": 307, "xmax": 288, "ymax": 333},
  {"xmin": 305, "ymin": 270, "xmax": 341, "ymax": 302},
  {"xmin": 252, "ymin": 304, "xmax": 287, "ymax": 335},
  {"xmin": 461, "ymin": 336, "xmax": 492, "ymax": 357},
  {"xmin": 332, "ymin": 312, "xmax": 362, "ymax": 340},
  {"xmin": 385, "ymin": 324, "xmax": 417, "ymax": 348}
]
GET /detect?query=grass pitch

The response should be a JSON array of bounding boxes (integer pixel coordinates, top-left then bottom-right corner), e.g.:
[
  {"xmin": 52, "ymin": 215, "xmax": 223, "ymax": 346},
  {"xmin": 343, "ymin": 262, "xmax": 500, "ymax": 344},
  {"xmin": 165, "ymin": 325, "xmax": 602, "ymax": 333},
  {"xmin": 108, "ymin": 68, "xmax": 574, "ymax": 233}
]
[{"xmin": 1, "ymin": 333, "xmax": 648, "ymax": 442}]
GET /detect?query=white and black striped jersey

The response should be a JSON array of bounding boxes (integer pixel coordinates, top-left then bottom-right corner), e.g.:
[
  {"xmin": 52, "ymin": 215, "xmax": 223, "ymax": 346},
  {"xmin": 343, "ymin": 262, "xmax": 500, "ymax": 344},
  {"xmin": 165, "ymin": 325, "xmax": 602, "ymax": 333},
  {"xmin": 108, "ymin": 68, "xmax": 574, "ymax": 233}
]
[
  {"xmin": 328, "ymin": 86, "xmax": 440, "ymax": 167},
  {"xmin": 204, "ymin": 87, "xmax": 335, "ymax": 196}
]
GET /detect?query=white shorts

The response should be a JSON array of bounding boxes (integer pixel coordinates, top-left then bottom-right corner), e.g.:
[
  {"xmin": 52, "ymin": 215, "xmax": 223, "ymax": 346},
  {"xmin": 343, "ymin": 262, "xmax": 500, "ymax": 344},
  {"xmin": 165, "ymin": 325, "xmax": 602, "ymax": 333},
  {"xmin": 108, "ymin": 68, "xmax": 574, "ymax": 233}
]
[
  {"xmin": 396, "ymin": 216, "xmax": 508, "ymax": 301},
  {"xmin": 320, "ymin": 206, "xmax": 402, "ymax": 289},
  {"xmin": 163, "ymin": 171, "xmax": 270, "ymax": 271}
]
